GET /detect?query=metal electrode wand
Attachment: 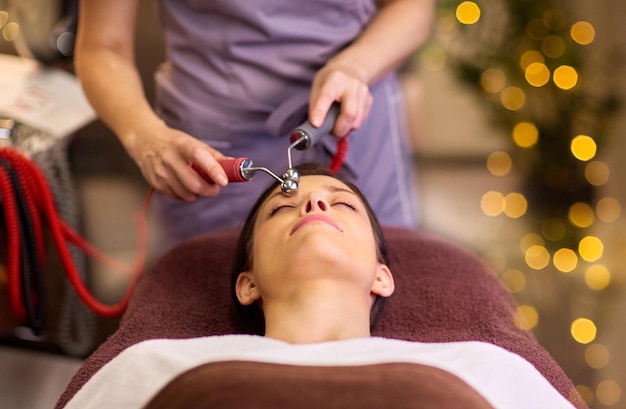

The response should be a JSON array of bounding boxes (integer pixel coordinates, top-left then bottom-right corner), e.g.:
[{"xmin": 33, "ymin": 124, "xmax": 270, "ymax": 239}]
[
  {"xmin": 192, "ymin": 102, "xmax": 341, "ymax": 195},
  {"xmin": 280, "ymin": 102, "xmax": 342, "ymax": 195}
]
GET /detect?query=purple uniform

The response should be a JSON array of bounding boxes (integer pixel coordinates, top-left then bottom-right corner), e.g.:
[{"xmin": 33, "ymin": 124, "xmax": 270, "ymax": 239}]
[{"xmin": 153, "ymin": 0, "xmax": 419, "ymax": 249}]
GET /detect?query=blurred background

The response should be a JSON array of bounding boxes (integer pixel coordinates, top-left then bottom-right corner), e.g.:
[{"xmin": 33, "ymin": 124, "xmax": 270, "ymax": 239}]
[{"xmin": 0, "ymin": 0, "xmax": 625, "ymax": 408}]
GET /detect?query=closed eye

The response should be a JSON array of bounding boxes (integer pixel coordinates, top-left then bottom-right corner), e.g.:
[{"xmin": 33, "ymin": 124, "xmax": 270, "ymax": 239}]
[
  {"xmin": 333, "ymin": 201, "xmax": 357, "ymax": 210},
  {"xmin": 269, "ymin": 204, "xmax": 295, "ymax": 216}
]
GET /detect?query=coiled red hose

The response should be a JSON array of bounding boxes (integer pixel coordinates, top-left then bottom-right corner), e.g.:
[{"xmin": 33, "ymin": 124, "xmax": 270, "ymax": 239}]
[{"xmin": 0, "ymin": 147, "xmax": 149, "ymax": 320}]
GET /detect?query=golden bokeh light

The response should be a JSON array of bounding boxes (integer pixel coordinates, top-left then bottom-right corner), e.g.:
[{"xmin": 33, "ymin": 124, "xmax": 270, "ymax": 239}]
[
  {"xmin": 503, "ymin": 192, "xmax": 527, "ymax": 218},
  {"xmin": 514, "ymin": 305, "xmax": 539, "ymax": 330},
  {"xmin": 585, "ymin": 161, "xmax": 610, "ymax": 186},
  {"xmin": 525, "ymin": 62, "xmax": 550, "ymax": 87},
  {"xmin": 525, "ymin": 245, "xmax": 550, "ymax": 270},
  {"xmin": 500, "ymin": 86, "xmax": 525, "ymax": 111},
  {"xmin": 486, "ymin": 151, "xmax": 512, "ymax": 176},
  {"xmin": 585, "ymin": 344, "xmax": 610, "ymax": 369},
  {"xmin": 481, "ymin": 68, "xmax": 506, "ymax": 93},
  {"xmin": 571, "ymin": 135, "xmax": 597, "ymax": 161},
  {"xmin": 520, "ymin": 233, "xmax": 545, "ymax": 252},
  {"xmin": 512, "ymin": 122, "xmax": 539, "ymax": 148},
  {"xmin": 553, "ymin": 65, "xmax": 579, "ymax": 90},
  {"xmin": 575, "ymin": 385, "xmax": 594, "ymax": 407},
  {"xmin": 0, "ymin": 11, "xmax": 9, "ymax": 27},
  {"xmin": 500, "ymin": 269, "xmax": 526, "ymax": 293},
  {"xmin": 456, "ymin": 1, "xmax": 481, "ymax": 25},
  {"xmin": 571, "ymin": 318, "xmax": 597, "ymax": 344},
  {"xmin": 596, "ymin": 380, "xmax": 621, "ymax": 406},
  {"xmin": 585, "ymin": 264, "xmax": 611, "ymax": 291},
  {"xmin": 553, "ymin": 248, "xmax": 578, "ymax": 273},
  {"xmin": 542, "ymin": 35, "xmax": 566, "ymax": 58},
  {"xmin": 541, "ymin": 218, "xmax": 566, "ymax": 242},
  {"xmin": 568, "ymin": 202, "xmax": 595, "ymax": 228},
  {"xmin": 520, "ymin": 50, "xmax": 545, "ymax": 70},
  {"xmin": 2, "ymin": 21, "xmax": 19, "ymax": 42},
  {"xmin": 579, "ymin": 236, "xmax": 604, "ymax": 262},
  {"xmin": 596, "ymin": 197, "xmax": 621, "ymax": 223},
  {"xmin": 481, "ymin": 191, "xmax": 505, "ymax": 216},
  {"xmin": 571, "ymin": 21, "xmax": 596, "ymax": 45}
]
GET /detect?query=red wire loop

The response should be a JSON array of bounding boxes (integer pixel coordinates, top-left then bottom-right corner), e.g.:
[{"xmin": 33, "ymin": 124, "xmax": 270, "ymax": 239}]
[
  {"xmin": 0, "ymin": 148, "xmax": 149, "ymax": 319},
  {"xmin": 329, "ymin": 137, "xmax": 348, "ymax": 174}
]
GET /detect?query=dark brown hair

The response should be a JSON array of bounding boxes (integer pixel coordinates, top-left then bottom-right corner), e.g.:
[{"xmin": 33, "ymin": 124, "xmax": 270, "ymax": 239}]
[{"xmin": 230, "ymin": 162, "xmax": 390, "ymax": 335}]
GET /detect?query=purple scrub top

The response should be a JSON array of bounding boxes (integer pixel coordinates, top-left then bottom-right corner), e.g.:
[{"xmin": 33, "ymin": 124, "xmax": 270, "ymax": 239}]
[{"xmin": 152, "ymin": 0, "xmax": 419, "ymax": 250}]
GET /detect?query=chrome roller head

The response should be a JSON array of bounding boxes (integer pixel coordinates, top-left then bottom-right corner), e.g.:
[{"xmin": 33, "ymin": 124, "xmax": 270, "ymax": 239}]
[{"xmin": 281, "ymin": 179, "xmax": 298, "ymax": 195}]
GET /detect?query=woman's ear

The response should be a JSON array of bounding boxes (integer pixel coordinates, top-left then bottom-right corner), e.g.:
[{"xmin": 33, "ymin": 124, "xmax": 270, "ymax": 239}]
[
  {"xmin": 371, "ymin": 264, "xmax": 394, "ymax": 298},
  {"xmin": 235, "ymin": 272, "xmax": 260, "ymax": 305}
]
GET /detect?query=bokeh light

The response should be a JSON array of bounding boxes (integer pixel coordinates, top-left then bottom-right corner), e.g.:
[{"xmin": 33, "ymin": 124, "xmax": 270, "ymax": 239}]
[
  {"xmin": 0, "ymin": 11, "xmax": 8, "ymax": 27},
  {"xmin": 585, "ymin": 344, "xmax": 610, "ymax": 369},
  {"xmin": 542, "ymin": 35, "xmax": 566, "ymax": 58},
  {"xmin": 500, "ymin": 86, "xmax": 525, "ymax": 110},
  {"xmin": 481, "ymin": 68, "xmax": 506, "ymax": 93},
  {"xmin": 520, "ymin": 233, "xmax": 545, "ymax": 251},
  {"xmin": 525, "ymin": 245, "xmax": 550, "ymax": 270},
  {"xmin": 553, "ymin": 65, "xmax": 578, "ymax": 90},
  {"xmin": 514, "ymin": 305, "xmax": 539, "ymax": 330},
  {"xmin": 578, "ymin": 236, "xmax": 604, "ymax": 262},
  {"xmin": 575, "ymin": 385, "xmax": 594, "ymax": 407},
  {"xmin": 512, "ymin": 122, "xmax": 539, "ymax": 148},
  {"xmin": 525, "ymin": 62, "xmax": 550, "ymax": 87},
  {"xmin": 486, "ymin": 151, "xmax": 512, "ymax": 176},
  {"xmin": 520, "ymin": 50, "xmax": 545, "ymax": 70},
  {"xmin": 585, "ymin": 264, "xmax": 611, "ymax": 291},
  {"xmin": 553, "ymin": 248, "xmax": 578, "ymax": 273},
  {"xmin": 541, "ymin": 218, "xmax": 566, "ymax": 241},
  {"xmin": 481, "ymin": 191, "xmax": 505, "ymax": 216},
  {"xmin": 596, "ymin": 197, "xmax": 621, "ymax": 223},
  {"xmin": 503, "ymin": 192, "xmax": 527, "ymax": 218},
  {"xmin": 568, "ymin": 202, "xmax": 595, "ymax": 228},
  {"xmin": 2, "ymin": 21, "xmax": 18, "ymax": 42},
  {"xmin": 571, "ymin": 21, "xmax": 595, "ymax": 45},
  {"xmin": 500, "ymin": 269, "xmax": 526, "ymax": 293},
  {"xmin": 571, "ymin": 318, "xmax": 597, "ymax": 344},
  {"xmin": 585, "ymin": 161, "xmax": 610, "ymax": 186},
  {"xmin": 596, "ymin": 380, "xmax": 621, "ymax": 406},
  {"xmin": 456, "ymin": 1, "xmax": 481, "ymax": 25},
  {"xmin": 571, "ymin": 135, "xmax": 597, "ymax": 161}
]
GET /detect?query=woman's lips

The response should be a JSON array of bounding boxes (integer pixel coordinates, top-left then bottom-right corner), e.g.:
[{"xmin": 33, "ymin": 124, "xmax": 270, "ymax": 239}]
[{"xmin": 290, "ymin": 214, "xmax": 342, "ymax": 235}]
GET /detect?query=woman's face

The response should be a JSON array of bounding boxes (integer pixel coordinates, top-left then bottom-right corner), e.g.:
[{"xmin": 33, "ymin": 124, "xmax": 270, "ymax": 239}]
[{"xmin": 237, "ymin": 175, "xmax": 392, "ymax": 304}]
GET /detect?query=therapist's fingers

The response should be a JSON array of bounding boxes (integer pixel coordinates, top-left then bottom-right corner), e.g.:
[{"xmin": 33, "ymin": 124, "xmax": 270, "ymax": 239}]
[{"xmin": 309, "ymin": 68, "xmax": 372, "ymax": 138}]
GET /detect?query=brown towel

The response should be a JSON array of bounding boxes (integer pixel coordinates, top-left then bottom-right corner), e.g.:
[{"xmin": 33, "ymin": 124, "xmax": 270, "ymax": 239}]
[{"xmin": 55, "ymin": 227, "xmax": 586, "ymax": 408}]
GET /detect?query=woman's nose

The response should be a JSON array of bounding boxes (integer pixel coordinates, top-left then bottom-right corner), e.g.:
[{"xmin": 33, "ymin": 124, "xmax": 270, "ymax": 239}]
[{"xmin": 301, "ymin": 193, "xmax": 329, "ymax": 214}]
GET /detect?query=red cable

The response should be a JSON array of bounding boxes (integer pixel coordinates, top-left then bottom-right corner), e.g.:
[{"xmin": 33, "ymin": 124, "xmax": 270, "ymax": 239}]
[
  {"xmin": 0, "ymin": 166, "xmax": 26, "ymax": 320},
  {"xmin": 329, "ymin": 137, "xmax": 349, "ymax": 174},
  {"xmin": 0, "ymin": 148, "xmax": 148, "ymax": 319}
]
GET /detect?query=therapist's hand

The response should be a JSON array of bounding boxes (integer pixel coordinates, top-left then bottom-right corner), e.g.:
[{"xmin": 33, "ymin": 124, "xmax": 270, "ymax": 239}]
[
  {"xmin": 308, "ymin": 62, "xmax": 373, "ymax": 139},
  {"xmin": 127, "ymin": 121, "xmax": 229, "ymax": 201}
]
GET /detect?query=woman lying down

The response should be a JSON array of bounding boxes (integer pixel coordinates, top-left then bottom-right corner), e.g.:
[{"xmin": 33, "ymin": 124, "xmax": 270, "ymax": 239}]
[{"xmin": 64, "ymin": 163, "xmax": 582, "ymax": 409}]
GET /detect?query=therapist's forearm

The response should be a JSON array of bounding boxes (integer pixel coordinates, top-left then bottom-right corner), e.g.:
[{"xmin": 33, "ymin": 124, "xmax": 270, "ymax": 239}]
[
  {"xmin": 330, "ymin": 0, "xmax": 435, "ymax": 85},
  {"xmin": 74, "ymin": 48, "xmax": 165, "ymax": 155}
]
